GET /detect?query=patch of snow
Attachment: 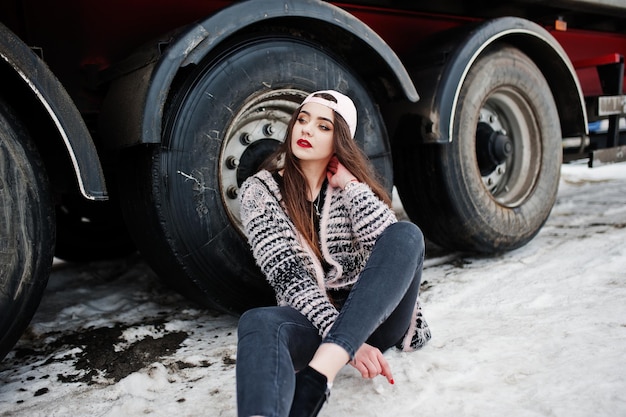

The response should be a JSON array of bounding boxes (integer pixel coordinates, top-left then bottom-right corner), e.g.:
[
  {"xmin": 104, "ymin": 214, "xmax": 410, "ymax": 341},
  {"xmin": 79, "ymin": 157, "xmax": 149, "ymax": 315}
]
[{"xmin": 1, "ymin": 162, "xmax": 625, "ymax": 417}]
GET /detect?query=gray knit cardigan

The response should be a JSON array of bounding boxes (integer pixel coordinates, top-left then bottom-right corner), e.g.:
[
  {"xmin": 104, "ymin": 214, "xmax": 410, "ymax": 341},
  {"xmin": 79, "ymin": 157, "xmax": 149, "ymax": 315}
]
[{"xmin": 239, "ymin": 169, "xmax": 430, "ymax": 351}]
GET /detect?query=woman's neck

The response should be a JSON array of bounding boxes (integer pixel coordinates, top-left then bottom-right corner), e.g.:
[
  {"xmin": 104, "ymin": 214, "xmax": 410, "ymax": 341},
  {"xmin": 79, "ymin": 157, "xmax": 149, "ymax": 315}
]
[{"xmin": 300, "ymin": 161, "xmax": 328, "ymax": 201}]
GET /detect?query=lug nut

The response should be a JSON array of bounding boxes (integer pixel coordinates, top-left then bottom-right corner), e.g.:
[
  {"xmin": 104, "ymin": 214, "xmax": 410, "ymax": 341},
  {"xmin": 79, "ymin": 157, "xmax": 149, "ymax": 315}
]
[
  {"xmin": 240, "ymin": 133, "xmax": 252, "ymax": 145},
  {"xmin": 263, "ymin": 124, "xmax": 274, "ymax": 136},
  {"xmin": 226, "ymin": 186, "xmax": 238, "ymax": 199},
  {"xmin": 226, "ymin": 156, "xmax": 239, "ymax": 169}
]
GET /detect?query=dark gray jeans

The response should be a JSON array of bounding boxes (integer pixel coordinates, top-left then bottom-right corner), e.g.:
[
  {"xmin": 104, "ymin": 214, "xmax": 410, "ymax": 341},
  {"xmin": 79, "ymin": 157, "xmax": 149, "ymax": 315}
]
[{"xmin": 236, "ymin": 221, "xmax": 424, "ymax": 417}]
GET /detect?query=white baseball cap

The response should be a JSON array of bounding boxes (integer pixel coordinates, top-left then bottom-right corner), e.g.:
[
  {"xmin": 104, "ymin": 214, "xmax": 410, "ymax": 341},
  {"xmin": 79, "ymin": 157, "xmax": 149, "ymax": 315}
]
[{"xmin": 301, "ymin": 90, "xmax": 357, "ymax": 139}]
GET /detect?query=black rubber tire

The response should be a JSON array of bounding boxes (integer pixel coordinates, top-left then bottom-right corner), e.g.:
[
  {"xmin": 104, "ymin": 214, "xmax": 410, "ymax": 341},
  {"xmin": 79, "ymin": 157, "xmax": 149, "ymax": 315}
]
[
  {"xmin": 118, "ymin": 34, "xmax": 392, "ymax": 313},
  {"xmin": 0, "ymin": 99, "xmax": 55, "ymax": 360},
  {"xmin": 396, "ymin": 46, "xmax": 562, "ymax": 252},
  {"xmin": 54, "ymin": 192, "xmax": 136, "ymax": 262}
]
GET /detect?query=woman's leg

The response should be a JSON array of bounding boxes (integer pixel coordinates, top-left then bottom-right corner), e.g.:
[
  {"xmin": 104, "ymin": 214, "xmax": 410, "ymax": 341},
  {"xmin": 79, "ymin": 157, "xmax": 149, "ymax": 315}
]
[
  {"xmin": 236, "ymin": 306, "xmax": 321, "ymax": 417},
  {"xmin": 321, "ymin": 221, "xmax": 424, "ymax": 361},
  {"xmin": 366, "ymin": 265, "xmax": 421, "ymax": 352}
]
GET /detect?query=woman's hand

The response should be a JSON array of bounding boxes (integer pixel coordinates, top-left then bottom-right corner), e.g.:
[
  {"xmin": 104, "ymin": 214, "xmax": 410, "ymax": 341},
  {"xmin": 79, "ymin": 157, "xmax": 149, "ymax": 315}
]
[
  {"xmin": 326, "ymin": 156, "xmax": 357, "ymax": 189},
  {"xmin": 349, "ymin": 343, "xmax": 394, "ymax": 384}
]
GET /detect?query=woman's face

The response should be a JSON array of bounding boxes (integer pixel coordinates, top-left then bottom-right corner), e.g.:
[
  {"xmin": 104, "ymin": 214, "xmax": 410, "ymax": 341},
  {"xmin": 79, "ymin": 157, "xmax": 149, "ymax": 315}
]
[{"xmin": 290, "ymin": 102, "xmax": 335, "ymax": 164}]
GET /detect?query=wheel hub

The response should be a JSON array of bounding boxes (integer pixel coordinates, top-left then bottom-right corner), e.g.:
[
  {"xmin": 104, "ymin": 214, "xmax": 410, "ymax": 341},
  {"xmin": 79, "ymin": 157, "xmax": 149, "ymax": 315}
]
[{"xmin": 476, "ymin": 121, "xmax": 513, "ymax": 176}]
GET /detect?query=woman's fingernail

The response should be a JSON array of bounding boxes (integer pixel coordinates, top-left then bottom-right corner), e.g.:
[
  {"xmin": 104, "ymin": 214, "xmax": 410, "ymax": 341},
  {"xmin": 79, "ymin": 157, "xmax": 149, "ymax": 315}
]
[{"xmin": 389, "ymin": 378, "xmax": 395, "ymax": 385}]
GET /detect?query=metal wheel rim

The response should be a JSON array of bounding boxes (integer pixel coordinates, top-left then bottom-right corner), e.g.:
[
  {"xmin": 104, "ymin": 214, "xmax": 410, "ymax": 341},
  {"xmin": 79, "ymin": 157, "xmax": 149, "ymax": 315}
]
[
  {"xmin": 220, "ymin": 88, "xmax": 307, "ymax": 230},
  {"xmin": 478, "ymin": 88, "xmax": 541, "ymax": 207}
]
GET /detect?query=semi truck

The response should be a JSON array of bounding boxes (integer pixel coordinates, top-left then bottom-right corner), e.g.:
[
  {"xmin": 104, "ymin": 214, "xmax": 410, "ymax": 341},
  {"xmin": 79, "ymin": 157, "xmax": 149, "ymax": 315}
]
[{"xmin": 1, "ymin": 0, "xmax": 625, "ymax": 359}]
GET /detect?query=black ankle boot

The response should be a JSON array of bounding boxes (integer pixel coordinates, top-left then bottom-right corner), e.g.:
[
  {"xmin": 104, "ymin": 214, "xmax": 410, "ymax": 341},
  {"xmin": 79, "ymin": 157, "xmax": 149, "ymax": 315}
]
[{"xmin": 288, "ymin": 366, "xmax": 330, "ymax": 417}]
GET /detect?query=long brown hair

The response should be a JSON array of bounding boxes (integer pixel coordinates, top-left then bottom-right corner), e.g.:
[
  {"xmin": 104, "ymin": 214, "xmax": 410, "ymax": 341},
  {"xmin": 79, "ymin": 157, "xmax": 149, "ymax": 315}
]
[{"xmin": 261, "ymin": 92, "xmax": 391, "ymax": 259}]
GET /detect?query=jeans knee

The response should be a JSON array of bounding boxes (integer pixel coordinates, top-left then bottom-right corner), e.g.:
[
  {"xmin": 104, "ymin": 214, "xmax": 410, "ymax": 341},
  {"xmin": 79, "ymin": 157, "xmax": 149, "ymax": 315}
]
[
  {"xmin": 238, "ymin": 306, "xmax": 312, "ymax": 341},
  {"xmin": 385, "ymin": 221, "xmax": 424, "ymax": 252},
  {"xmin": 238, "ymin": 307, "xmax": 278, "ymax": 340}
]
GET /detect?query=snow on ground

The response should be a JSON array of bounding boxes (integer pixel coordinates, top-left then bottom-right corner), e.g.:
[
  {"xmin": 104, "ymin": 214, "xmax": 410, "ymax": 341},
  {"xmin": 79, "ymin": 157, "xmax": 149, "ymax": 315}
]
[{"xmin": 1, "ymin": 162, "xmax": 625, "ymax": 417}]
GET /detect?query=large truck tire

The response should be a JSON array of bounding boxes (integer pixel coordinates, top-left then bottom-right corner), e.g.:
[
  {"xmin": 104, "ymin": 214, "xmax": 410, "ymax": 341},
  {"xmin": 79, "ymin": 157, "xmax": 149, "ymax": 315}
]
[
  {"xmin": 396, "ymin": 46, "xmax": 561, "ymax": 252},
  {"xmin": 0, "ymin": 99, "xmax": 55, "ymax": 360},
  {"xmin": 118, "ymin": 34, "xmax": 392, "ymax": 313}
]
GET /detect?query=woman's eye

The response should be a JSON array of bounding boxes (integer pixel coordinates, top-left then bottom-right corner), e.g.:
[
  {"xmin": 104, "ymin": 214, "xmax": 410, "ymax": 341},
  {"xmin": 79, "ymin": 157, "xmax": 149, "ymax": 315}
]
[{"xmin": 319, "ymin": 124, "xmax": 331, "ymax": 131}]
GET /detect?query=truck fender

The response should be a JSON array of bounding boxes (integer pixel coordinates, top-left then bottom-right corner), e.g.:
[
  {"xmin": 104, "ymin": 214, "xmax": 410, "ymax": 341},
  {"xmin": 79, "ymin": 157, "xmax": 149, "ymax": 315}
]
[
  {"xmin": 408, "ymin": 16, "xmax": 588, "ymax": 144},
  {"xmin": 100, "ymin": 0, "xmax": 418, "ymax": 149},
  {"xmin": 0, "ymin": 23, "xmax": 107, "ymax": 201}
]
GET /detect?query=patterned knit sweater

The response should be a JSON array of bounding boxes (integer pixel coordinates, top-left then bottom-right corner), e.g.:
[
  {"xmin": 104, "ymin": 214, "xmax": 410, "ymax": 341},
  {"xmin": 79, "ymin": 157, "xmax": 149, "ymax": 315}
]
[{"xmin": 239, "ymin": 169, "xmax": 430, "ymax": 351}]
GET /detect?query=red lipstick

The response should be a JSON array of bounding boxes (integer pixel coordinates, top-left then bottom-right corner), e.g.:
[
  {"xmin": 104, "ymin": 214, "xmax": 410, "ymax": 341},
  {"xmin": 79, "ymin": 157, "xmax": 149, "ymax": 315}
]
[{"xmin": 297, "ymin": 139, "xmax": 312, "ymax": 148}]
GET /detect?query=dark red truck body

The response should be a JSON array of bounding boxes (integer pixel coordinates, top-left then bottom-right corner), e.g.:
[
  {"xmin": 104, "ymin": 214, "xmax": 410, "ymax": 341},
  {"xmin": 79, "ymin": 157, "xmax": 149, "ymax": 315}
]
[{"xmin": 2, "ymin": 1, "xmax": 625, "ymax": 109}]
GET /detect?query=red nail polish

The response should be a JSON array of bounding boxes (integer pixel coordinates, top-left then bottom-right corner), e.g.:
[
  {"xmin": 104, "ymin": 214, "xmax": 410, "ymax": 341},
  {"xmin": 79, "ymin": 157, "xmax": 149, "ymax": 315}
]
[{"xmin": 389, "ymin": 378, "xmax": 395, "ymax": 385}]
